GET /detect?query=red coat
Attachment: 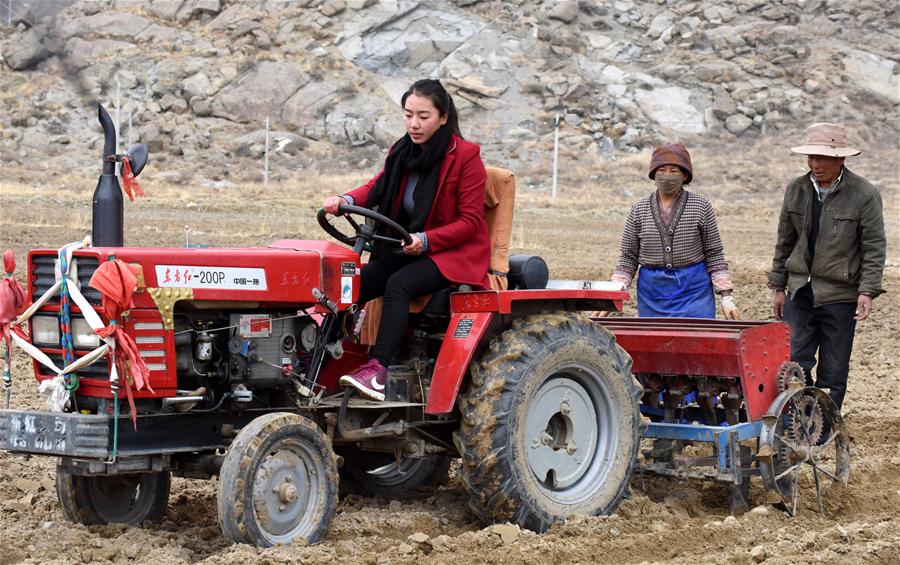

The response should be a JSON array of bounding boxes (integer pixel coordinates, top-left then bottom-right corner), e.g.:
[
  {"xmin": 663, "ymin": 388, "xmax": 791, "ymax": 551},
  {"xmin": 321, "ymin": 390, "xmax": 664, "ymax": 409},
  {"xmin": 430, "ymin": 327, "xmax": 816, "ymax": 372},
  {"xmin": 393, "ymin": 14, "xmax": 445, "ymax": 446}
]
[{"xmin": 346, "ymin": 135, "xmax": 490, "ymax": 289}]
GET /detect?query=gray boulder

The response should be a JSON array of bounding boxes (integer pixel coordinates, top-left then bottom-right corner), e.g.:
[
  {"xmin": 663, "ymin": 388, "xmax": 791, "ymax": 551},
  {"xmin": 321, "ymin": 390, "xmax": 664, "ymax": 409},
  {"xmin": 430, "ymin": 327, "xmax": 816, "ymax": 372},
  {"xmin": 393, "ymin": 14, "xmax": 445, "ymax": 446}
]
[
  {"xmin": 146, "ymin": 1, "xmax": 184, "ymax": 21},
  {"xmin": 320, "ymin": 0, "xmax": 346, "ymax": 17},
  {"xmin": 702, "ymin": 5, "xmax": 735, "ymax": 25},
  {"xmin": 4, "ymin": 29, "xmax": 48, "ymax": 70},
  {"xmin": 58, "ymin": 13, "xmax": 151, "ymax": 40},
  {"xmin": 159, "ymin": 92, "xmax": 181, "ymax": 111},
  {"xmin": 635, "ymin": 86, "xmax": 707, "ymax": 134},
  {"xmin": 280, "ymin": 80, "xmax": 341, "ymax": 139},
  {"xmin": 136, "ymin": 23, "xmax": 181, "ymax": 43},
  {"xmin": 324, "ymin": 99, "xmax": 385, "ymax": 146},
  {"xmin": 207, "ymin": 3, "xmax": 260, "ymax": 30},
  {"xmin": 179, "ymin": 0, "xmax": 222, "ymax": 22},
  {"xmin": 212, "ymin": 61, "xmax": 310, "ymax": 124},
  {"xmin": 138, "ymin": 123, "xmax": 164, "ymax": 152},
  {"xmin": 114, "ymin": 69, "xmax": 139, "ymax": 89},
  {"xmin": 547, "ymin": 1, "xmax": 579, "ymax": 24},
  {"xmin": 711, "ymin": 86, "xmax": 737, "ymax": 120},
  {"xmin": 338, "ymin": 4, "xmax": 482, "ymax": 74},
  {"xmin": 150, "ymin": 57, "xmax": 208, "ymax": 96},
  {"xmin": 648, "ymin": 11, "xmax": 676, "ymax": 39},
  {"xmin": 842, "ymin": 48, "xmax": 899, "ymax": 104},
  {"xmin": 63, "ymin": 38, "xmax": 138, "ymax": 70},
  {"xmin": 373, "ymin": 113, "xmax": 402, "ymax": 147},
  {"xmin": 725, "ymin": 113, "xmax": 753, "ymax": 135},
  {"xmin": 502, "ymin": 127, "xmax": 539, "ymax": 142},
  {"xmin": 183, "ymin": 72, "xmax": 216, "ymax": 100}
]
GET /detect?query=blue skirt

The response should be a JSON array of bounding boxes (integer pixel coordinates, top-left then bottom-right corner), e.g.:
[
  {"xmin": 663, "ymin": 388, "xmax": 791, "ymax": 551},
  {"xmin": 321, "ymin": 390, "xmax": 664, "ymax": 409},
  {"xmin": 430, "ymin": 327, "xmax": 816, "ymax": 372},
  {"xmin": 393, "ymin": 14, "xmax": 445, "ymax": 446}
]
[{"xmin": 637, "ymin": 261, "xmax": 715, "ymax": 319}]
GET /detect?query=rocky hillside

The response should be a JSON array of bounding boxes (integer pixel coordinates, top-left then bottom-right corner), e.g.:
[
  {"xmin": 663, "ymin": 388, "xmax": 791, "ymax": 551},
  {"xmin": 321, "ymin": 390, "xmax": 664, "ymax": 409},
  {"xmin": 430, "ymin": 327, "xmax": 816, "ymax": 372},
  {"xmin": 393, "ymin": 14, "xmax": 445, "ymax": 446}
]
[{"xmin": 1, "ymin": 0, "xmax": 897, "ymax": 182}]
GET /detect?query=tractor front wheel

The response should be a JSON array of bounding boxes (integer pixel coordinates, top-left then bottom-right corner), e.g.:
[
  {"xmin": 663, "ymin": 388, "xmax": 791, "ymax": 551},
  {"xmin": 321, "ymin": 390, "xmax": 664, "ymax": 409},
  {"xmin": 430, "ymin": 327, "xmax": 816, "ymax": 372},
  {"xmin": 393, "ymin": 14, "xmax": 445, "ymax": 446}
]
[
  {"xmin": 217, "ymin": 412, "xmax": 339, "ymax": 547},
  {"xmin": 56, "ymin": 467, "xmax": 170, "ymax": 525},
  {"xmin": 455, "ymin": 312, "xmax": 641, "ymax": 532}
]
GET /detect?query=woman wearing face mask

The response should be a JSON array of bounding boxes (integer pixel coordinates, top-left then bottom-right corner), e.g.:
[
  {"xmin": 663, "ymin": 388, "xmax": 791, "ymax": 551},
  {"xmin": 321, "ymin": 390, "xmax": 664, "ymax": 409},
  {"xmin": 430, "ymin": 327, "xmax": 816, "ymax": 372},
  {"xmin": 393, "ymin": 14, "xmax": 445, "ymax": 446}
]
[
  {"xmin": 611, "ymin": 143, "xmax": 740, "ymax": 319},
  {"xmin": 321, "ymin": 78, "xmax": 490, "ymax": 401}
]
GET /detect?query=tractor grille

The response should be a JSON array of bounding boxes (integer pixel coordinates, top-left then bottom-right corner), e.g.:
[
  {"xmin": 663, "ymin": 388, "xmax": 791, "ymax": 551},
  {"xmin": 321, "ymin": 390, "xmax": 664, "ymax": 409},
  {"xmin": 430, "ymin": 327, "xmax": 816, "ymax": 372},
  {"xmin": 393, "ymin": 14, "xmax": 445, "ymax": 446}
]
[
  {"xmin": 31, "ymin": 255, "xmax": 102, "ymax": 305},
  {"xmin": 134, "ymin": 322, "xmax": 168, "ymax": 373},
  {"xmin": 36, "ymin": 353, "xmax": 110, "ymax": 380}
]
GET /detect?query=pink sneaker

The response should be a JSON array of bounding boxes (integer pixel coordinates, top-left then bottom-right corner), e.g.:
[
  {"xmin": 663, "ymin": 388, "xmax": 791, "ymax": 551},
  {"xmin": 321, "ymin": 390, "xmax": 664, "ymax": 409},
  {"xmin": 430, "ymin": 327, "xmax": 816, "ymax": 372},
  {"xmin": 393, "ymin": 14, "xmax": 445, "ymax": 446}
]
[{"xmin": 339, "ymin": 359, "xmax": 387, "ymax": 401}]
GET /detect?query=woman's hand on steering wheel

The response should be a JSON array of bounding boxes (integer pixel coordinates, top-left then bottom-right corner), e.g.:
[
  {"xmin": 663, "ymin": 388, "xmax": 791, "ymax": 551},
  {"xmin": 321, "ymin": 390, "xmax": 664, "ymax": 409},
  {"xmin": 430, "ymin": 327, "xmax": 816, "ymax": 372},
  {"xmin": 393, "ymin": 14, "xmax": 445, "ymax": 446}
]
[
  {"xmin": 402, "ymin": 234, "xmax": 425, "ymax": 255},
  {"xmin": 323, "ymin": 196, "xmax": 347, "ymax": 215}
]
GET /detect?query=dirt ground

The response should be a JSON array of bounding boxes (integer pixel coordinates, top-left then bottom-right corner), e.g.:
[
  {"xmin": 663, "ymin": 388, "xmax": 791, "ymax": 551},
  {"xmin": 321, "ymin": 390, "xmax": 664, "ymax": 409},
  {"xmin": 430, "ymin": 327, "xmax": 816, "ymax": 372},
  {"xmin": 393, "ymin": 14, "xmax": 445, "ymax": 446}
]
[{"xmin": 0, "ymin": 140, "xmax": 897, "ymax": 564}]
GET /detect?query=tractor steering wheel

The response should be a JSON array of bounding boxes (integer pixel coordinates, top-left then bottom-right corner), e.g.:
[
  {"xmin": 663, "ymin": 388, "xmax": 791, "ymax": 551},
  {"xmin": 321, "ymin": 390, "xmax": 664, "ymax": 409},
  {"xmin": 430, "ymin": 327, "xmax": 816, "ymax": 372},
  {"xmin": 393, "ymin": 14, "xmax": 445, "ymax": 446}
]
[{"xmin": 317, "ymin": 204, "xmax": 412, "ymax": 255}]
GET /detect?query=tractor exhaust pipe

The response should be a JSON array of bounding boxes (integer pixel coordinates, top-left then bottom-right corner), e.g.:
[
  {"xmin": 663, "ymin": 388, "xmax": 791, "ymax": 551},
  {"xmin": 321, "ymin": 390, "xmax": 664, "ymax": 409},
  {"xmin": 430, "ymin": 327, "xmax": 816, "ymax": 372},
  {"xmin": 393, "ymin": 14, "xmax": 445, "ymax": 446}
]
[{"xmin": 92, "ymin": 104, "xmax": 124, "ymax": 247}]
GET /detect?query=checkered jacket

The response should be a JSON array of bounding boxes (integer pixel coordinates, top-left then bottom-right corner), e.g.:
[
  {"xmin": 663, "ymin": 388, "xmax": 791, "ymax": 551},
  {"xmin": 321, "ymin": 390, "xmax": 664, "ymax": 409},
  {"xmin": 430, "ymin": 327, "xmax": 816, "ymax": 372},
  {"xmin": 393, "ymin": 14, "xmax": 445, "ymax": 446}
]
[{"xmin": 612, "ymin": 190, "xmax": 734, "ymax": 292}]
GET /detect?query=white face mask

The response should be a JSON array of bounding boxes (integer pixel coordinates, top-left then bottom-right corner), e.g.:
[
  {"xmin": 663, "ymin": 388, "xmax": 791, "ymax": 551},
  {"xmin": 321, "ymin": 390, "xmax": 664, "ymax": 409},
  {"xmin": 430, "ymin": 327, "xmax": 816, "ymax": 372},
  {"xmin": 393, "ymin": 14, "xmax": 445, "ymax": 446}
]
[{"xmin": 655, "ymin": 174, "xmax": 683, "ymax": 195}]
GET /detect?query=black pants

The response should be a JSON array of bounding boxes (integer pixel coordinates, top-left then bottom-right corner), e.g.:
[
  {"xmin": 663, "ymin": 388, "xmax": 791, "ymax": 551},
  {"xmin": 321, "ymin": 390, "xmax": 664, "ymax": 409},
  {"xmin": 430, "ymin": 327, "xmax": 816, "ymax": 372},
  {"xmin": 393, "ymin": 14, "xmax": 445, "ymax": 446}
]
[
  {"xmin": 783, "ymin": 284, "xmax": 857, "ymax": 410},
  {"xmin": 359, "ymin": 255, "xmax": 449, "ymax": 367}
]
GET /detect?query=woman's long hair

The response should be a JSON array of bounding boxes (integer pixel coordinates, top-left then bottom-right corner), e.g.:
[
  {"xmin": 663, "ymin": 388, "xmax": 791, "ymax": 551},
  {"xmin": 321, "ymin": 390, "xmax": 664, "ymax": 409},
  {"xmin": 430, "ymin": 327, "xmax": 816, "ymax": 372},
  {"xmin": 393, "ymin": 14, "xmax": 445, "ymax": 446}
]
[{"xmin": 401, "ymin": 79, "xmax": 462, "ymax": 138}]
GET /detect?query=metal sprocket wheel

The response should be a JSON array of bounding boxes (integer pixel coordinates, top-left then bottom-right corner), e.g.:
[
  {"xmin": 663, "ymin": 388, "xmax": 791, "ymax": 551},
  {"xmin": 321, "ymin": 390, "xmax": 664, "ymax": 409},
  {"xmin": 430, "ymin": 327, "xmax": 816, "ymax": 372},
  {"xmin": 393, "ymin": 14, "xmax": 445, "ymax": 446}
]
[
  {"xmin": 758, "ymin": 387, "xmax": 850, "ymax": 516},
  {"xmin": 785, "ymin": 394, "xmax": 825, "ymax": 447},
  {"xmin": 774, "ymin": 362, "xmax": 824, "ymax": 454},
  {"xmin": 776, "ymin": 361, "xmax": 806, "ymax": 392}
]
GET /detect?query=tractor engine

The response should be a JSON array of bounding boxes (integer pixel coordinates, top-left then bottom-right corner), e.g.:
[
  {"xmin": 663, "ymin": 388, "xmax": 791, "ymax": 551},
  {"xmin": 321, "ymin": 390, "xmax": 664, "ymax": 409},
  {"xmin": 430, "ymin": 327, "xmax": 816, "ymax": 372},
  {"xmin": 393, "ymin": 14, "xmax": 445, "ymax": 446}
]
[{"xmin": 173, "ymin": 310, "xmax": 321, "ymax": 404}]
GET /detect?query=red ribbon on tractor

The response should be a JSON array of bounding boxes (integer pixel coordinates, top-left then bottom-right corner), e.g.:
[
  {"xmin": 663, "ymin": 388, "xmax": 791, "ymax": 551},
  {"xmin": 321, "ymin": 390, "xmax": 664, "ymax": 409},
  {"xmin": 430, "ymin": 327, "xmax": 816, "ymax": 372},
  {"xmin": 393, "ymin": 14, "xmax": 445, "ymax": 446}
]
[
  {"xmin": 89, "ymin": 258, "xmax": 153, "ymax": 427},
  {"xmin": 121, "ymin": 156, "xmax": 145, "ymax": 203},
  {"xmin": 0, "ymin": 250, "xmax": 27, "ymax": 352}
]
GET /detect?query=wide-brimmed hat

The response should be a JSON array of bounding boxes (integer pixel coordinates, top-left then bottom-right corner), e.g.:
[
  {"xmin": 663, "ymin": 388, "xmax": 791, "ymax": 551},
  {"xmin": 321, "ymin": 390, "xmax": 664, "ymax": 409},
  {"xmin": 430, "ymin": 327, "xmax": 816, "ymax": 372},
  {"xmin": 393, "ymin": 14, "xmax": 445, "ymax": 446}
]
[
  {"xmin": 649, "ymin": 143, "xmax": 693, "ymax": 184},
  {"xmin": 790, "ymin": 123, "xmax": 861, "ymax": 157}
]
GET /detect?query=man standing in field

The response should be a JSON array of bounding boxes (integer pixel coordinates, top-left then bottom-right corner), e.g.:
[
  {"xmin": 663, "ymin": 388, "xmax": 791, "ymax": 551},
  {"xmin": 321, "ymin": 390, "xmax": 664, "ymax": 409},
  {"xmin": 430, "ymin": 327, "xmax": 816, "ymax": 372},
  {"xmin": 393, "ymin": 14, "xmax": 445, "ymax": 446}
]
[{"xmin": 768, "ymin": 123, "xmax": 886, "ymax": 410}]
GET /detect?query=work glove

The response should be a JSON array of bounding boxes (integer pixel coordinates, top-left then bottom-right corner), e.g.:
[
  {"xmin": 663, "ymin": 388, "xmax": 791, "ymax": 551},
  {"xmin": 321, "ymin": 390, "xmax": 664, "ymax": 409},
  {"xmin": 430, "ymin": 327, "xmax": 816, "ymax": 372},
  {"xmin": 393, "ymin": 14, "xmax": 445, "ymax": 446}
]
[
  {"xmin": 610, "ymin": 273, "xmax": 631, "ymax": 289},
  {"xmin": 720, "ymin": 294, "xmax": 741, "ymax": 320},
  {"xmin": 585, "ymin": 281, "xmax": 627, "ymax": 318}
]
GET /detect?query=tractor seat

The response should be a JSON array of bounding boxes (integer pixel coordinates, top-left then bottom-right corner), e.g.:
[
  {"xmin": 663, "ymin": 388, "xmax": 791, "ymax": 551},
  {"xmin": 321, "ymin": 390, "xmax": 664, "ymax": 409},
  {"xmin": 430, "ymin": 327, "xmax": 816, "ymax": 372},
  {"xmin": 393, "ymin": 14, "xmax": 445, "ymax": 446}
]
[
  {"xmin": 419, "ymin": 283, "xmax": 475, "ymax": 317},
  {"xmin": 358, "ymin": 167, "xmax": 515, "ymax": 344}
]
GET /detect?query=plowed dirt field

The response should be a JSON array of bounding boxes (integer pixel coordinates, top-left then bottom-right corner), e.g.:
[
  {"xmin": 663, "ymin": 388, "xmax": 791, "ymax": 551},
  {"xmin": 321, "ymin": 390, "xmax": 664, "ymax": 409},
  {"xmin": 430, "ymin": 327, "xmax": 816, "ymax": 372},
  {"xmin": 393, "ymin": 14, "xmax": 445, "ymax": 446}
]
[{"xmin": 0, "ymin": 143, "xmax": 897, "ymax": 564}]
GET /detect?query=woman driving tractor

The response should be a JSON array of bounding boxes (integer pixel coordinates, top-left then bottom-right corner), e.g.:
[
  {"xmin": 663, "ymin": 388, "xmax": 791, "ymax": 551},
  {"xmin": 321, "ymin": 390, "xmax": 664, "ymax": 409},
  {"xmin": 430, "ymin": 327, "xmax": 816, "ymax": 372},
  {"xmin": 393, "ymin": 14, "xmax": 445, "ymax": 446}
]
[{"xmin": 322, "ymin": 78, "xmax": 490, "ymax": 401}]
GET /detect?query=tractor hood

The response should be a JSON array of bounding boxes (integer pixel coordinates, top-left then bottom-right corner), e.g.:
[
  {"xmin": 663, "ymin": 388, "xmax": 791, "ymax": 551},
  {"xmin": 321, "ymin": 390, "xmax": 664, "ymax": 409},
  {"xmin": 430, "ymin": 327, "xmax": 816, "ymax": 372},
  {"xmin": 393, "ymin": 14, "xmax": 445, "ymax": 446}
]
[{"xmin": 27, "ymin": 240, "xmax": 360, "ymax": 311}]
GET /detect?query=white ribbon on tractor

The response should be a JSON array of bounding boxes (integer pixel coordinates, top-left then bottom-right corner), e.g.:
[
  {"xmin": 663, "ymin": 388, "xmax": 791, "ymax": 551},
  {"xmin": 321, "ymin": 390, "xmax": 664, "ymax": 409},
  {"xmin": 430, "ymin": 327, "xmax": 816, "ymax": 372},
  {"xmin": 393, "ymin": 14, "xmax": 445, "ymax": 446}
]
[{"xmin": 9, "ymin": 238, "xmax": 119, "ymax": 411}]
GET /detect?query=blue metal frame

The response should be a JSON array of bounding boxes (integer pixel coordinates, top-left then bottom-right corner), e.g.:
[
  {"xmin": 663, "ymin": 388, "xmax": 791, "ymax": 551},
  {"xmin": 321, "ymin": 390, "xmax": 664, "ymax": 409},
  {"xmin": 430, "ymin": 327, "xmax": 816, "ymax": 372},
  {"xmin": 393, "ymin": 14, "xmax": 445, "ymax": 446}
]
[
  {"xmin": 640, "ymin": 404, "xmax": 724, "ymax": 425},
  {"xmin": 643, "ymin": 420, "xmax": 762, "ymax": 476}
]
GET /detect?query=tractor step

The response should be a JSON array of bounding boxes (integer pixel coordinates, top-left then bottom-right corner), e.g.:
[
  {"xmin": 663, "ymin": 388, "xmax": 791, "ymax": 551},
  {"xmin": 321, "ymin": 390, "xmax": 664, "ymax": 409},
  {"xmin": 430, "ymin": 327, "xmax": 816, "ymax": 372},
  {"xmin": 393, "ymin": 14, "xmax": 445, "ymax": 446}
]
[{"xmin": 315, "ymin": 394, "xmax": 425, "ymax": 410}]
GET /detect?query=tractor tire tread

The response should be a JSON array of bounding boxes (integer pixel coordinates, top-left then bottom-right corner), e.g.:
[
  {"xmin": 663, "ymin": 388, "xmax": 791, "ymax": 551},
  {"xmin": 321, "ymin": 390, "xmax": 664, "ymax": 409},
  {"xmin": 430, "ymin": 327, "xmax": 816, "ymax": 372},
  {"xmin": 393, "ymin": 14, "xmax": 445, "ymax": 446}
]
[{"xmin": 455, "ymin": 312, "xmax": 640, "ymax": 532}]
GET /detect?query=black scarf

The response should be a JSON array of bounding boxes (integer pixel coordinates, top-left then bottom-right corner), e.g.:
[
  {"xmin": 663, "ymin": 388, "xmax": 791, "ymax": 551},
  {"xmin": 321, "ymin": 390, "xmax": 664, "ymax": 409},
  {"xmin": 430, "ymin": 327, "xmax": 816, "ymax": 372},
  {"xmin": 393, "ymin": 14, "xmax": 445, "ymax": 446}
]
[{"xmin": 368, "ymin": 124, "xmax": 453, "ymax": 237}]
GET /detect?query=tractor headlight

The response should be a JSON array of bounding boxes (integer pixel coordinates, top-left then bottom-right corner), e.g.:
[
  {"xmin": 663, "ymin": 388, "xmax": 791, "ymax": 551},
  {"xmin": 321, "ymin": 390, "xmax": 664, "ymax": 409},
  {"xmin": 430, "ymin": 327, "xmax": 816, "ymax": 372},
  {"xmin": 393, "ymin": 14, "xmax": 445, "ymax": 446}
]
[
  {"xmin": 31, "ymin": 316, "xmax": 60, "ymax": 347},
  {"xmin": 72, "ymin": 318, "xmax": 100, "ymax": 349}
]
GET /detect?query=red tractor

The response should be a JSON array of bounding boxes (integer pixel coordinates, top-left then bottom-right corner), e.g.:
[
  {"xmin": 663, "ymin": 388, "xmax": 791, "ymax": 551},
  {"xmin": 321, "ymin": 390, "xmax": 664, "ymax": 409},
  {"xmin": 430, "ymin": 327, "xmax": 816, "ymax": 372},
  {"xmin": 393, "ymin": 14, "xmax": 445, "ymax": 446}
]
[{"xmin": 0, "ymin": 107, "xmax": 848, "ymax": 546}]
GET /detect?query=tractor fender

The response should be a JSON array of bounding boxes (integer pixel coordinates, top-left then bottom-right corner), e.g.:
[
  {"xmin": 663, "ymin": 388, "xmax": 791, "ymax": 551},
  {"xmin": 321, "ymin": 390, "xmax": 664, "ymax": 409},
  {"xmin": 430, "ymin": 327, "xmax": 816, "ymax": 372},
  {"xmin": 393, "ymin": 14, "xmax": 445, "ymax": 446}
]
[{"xmin": 425, "ymin": 312, "xmax": 495, "ymax": 415}]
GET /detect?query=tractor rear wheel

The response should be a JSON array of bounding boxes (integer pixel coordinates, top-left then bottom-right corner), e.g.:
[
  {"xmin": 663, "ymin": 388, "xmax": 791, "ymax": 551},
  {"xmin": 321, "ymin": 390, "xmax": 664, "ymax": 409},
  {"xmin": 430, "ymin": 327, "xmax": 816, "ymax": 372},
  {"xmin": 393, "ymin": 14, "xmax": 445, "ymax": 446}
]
[
  {"xmin": 337, "ymin": 446, "xmax": 449, "ymax": 498},
  {"xmin": 455, "ymin": 312, "xmax": 641, "ymax": 532},
  {"xmin": 56, "ymin": 467, "xmax": 170, "ymax": 525},
  {"xmin": 217, "ymin": 412, "xmax": 338, "ymax": 547}
]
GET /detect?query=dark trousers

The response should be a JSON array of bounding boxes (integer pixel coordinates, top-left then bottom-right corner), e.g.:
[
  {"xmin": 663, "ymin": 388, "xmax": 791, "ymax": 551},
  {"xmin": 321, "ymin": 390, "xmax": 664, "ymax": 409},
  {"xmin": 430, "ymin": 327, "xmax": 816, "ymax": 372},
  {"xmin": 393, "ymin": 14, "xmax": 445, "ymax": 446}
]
[
  {"xmin": 359, "ymin": 255, "xmax": 449, "ymax": 367},
  {"xmin": 783, "ymin": 284, "xmax": 857, "ymax": 410}
]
